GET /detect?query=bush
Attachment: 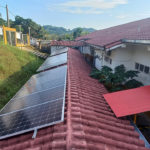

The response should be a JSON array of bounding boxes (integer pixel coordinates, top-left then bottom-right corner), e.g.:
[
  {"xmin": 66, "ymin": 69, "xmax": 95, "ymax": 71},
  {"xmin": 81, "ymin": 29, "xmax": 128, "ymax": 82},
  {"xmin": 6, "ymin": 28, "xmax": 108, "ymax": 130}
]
[{"xmin": 90, "ymin": 64, "xmax": 143, "ymax": 92}]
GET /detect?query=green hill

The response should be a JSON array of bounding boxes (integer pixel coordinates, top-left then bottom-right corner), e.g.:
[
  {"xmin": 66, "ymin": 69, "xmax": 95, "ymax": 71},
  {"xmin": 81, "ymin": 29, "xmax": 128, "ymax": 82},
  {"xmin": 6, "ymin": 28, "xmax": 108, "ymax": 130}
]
[
  {"xmin": 0, "ymin": 43, "xmax": 44, "ymax": 109},
  {"xmin": 43, "ymin": 25, "xmax": 96, "ymax": 35}
]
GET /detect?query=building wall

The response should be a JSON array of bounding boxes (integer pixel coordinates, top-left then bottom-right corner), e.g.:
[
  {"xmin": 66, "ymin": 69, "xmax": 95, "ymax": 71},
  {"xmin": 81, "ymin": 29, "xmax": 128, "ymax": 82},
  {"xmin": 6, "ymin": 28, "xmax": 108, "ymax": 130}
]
[
  {"xmin": 132, "ymin": 44, "xmax": 150, "ymax": 85},
  {"xmin": 51, "ymin": 46, "xmax": 66, "ymax": 54},
  {"xmin": 94, "ymin": 50, "xmax": 103, "ymax": 70},
  {"xmin": 80, "ymin": 46, "xmax": 91, "ymax": 55},
  {"xmin": 95, "ymin": 44, "xmax": 150, "ymax": 85},
  {"xmin": 109, "ymin": 44, "xmax": 134, "ymax": 70}
]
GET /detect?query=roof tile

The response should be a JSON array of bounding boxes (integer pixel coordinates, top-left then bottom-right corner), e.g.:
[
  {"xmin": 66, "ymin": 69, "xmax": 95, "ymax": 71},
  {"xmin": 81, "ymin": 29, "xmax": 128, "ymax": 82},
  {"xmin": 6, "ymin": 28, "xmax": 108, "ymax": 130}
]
[
  {"xmin": 0, "ymin": 48, "xmax": 148, "ymax": 150},
  {"xmin": 76, "ymin": 18, "xmax": 150, "ymax": 47}
]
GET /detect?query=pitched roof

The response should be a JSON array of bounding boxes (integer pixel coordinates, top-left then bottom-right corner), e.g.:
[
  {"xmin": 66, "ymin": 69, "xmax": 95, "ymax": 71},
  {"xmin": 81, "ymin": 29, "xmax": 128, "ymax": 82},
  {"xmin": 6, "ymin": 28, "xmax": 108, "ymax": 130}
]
[
  {"xmin": 76, "ymin": 18, "xmax": 150, "ymax": 48},
  {"xmin": 0, "ymin": 48, "xmax": 148, "ymax": 150},
  {"xmin": 51, "ymin": 40, "xmax": 84, "ymax": 47}
]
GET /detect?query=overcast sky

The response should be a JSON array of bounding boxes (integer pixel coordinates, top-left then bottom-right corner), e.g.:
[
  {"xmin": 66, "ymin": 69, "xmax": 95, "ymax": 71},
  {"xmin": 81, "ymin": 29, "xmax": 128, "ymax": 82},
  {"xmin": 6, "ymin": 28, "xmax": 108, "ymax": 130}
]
[{"xmin": 0, "ymin": 0, "xmax": 150, "ymax": 29}]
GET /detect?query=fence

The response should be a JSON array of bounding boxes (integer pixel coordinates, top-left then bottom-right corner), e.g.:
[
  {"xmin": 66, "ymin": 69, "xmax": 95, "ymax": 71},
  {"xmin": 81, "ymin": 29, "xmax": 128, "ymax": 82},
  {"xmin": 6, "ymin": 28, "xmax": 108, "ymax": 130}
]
[{"xmin": 1, "ymin": 26, "xmax": 30, "ymax": 47}]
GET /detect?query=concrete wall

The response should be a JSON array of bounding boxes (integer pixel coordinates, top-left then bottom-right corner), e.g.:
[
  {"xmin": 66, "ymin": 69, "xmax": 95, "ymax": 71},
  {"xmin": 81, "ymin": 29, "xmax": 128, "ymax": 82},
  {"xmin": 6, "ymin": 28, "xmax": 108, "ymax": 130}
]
[
  {"xmin": 94, "ymin": 44, "xmax": 150, "ymax": 85},
  {"xmin": 51, "ymin": 46, "xmax": 66, "ymax": 54},
  {"xmin": 80, "ymin": 46, "xmax": 91, "ymax": 55},
  {"xmin": 94, "ymin": 50, "xmax": 103, "ymax": 70}
]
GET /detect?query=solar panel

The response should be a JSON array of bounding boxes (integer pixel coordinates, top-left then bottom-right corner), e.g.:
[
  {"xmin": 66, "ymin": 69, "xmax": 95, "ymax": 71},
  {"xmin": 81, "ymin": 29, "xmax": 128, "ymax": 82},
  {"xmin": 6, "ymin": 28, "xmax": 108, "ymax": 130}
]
[
  {"xmin": 37, "ymin": 53, "xmax": 67, "ymax": 72},
  {"xmin": 0, "ymin": 65, "xmax": 67, "ymax": 140},
  {"xmin": 51, "ymin": 47, "xmax": 68, "ymax": 56},
  {"xmin": 0, "ymin": 99, "xmax": 64, "ymax": 140},
  {"xmin": 14, "ymin": 65, "xmax": 67, "ymax": 99},
  {"xmin": 14, "ymin": 79, "xmax": 65, "ymax": 99},
  {"xmin": 0, "ymin": 85, "xmax": 65, "ymax": 115}
]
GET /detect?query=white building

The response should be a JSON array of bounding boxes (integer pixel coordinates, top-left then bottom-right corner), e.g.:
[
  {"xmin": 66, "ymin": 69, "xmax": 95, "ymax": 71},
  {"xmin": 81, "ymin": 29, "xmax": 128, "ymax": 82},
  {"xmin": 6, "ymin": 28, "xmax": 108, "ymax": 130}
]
[
  {"xmin": 50, "ymin": 40, "xmax": 84, "ymax": 54},
  {"xmin": 76, "ymin": 18, "xmax": 150, "ymax": 85}
]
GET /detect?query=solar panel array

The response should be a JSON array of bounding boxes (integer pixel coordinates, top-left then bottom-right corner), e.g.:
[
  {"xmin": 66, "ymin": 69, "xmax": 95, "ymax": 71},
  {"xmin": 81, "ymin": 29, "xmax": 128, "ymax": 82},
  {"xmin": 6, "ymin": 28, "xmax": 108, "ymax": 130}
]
[
  {"xmin": 0, "ymin": 65, "xmax": 67, "ymax": 140},
  {"xmin": 37, "ymin": 53, "xmax": 67, "ymax": 72}
]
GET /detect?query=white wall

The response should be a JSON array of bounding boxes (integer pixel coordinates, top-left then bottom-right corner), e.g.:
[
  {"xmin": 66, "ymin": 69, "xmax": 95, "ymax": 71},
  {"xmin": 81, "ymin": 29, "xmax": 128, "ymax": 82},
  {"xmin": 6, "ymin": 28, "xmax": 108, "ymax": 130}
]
[
  {"xmin": 132, "ymin": 44, "xmax": 150, "ymax": 85},
  {"xmin": 95, "ymin": 44, "xmax": 150, "ymax": 85},
  {"xmin": 108, "ymin": 44, "xmax": 134, "ymax": 70},
  {"xmin": 51, "ymin": 46, "xmax": 66, "ymax": 54},
  {"xmin": 95, "ymin": 50, "xmax": 103, "ymax": 70},
  {"xmin": 80, "ymin": 46, "xmax": 91, "ymax": 55}
]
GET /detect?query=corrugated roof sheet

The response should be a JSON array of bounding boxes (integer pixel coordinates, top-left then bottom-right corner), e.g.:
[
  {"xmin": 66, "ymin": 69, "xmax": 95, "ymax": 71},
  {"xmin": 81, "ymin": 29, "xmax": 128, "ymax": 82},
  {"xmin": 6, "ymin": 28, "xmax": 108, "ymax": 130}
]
[
  {"xmin": 76, "ymin": 18, "xmax": 150, "ymax": 47},
  {"xmin": 103, "ymin": 85, "xmax": 150, "ymax": 117},
  {"xmin": 0, "ymin": 48, "xmax": 148, "ymax": 150}
]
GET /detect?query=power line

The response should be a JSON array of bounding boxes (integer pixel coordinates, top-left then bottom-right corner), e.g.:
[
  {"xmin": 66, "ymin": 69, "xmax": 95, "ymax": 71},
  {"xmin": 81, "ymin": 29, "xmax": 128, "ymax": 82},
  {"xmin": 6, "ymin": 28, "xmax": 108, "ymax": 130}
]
[
  {"xmin": 0, "ymin": 5, "xmax": 6, "ymax": 8},
  {"xmin": 0, "ymin": 0, "xmax": 7, "ymax": 5},
  {"xmin": 8, "ymin": 10, "xmax": 16, "ymax": 17}
]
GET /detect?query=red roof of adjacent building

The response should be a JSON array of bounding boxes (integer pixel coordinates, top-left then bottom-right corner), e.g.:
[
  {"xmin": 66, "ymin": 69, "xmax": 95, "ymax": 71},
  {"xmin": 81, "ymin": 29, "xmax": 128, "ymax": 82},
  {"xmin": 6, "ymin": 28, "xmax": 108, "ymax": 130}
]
[
  {"xmin": 51, "ymin": 40, "xmax": 84, "ymax": 47},
  {"xmin": 103, "ymin": 85, "xmax": 150, "ymax": 118},
  {"xmin": 76, "ymin": 18, "xmax": 150, "ymax": 48},
  {"xmin": 0, "ymin": 48, "xmax": 148, "ymax": 150}
]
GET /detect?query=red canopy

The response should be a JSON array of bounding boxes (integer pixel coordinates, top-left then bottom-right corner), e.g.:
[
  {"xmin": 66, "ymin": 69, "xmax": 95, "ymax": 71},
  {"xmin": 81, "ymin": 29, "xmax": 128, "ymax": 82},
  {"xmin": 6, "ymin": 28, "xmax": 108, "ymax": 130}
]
[{"xmin": 103, "ymin": 86, "xmax": 150, "ymax": 117}]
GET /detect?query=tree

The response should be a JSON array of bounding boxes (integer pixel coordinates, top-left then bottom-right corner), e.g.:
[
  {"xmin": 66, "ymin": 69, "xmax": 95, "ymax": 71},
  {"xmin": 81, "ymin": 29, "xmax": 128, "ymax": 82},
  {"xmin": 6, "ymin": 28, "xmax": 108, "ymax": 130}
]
[
  {"xmin": 11, "ymin": 16, "xmax": 47, "ymax": 39},
  {"xmin": 73, "ymin": 28, "xmax": 83, "ymax": 39}
]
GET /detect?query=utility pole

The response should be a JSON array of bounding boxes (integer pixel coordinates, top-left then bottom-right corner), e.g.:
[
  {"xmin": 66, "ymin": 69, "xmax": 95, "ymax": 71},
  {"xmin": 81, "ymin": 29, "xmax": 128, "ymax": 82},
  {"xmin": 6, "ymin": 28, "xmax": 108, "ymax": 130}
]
[
  {"xmin": 6, "ymin": 5, "xmax": 10, "ymax": 27},
  {"xmin": 6, "ymin": 4, "xmax": 12, "ymax": 45},
  {"xmin": 28, "ymin": 27, "xmax": 31, "ymax": 38},
  {"xmin": 19, "ymin": 25, "xmax": 22, "ymax": 33}
]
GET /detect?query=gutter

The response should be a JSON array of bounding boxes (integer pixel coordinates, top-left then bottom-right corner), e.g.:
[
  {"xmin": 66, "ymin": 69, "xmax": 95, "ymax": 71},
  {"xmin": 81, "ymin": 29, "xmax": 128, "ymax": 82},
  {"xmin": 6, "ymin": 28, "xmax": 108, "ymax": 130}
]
[
  {"xmin": 86, "ymin": 42, "xmax": 104, "ymax": 50},
  {"xmin": 122, "ymin": 39, "xmax": 150, "ymax": 45},
  {"xmin": 128, "ymin": 117, "xmax": 150, "ymax": 149}
]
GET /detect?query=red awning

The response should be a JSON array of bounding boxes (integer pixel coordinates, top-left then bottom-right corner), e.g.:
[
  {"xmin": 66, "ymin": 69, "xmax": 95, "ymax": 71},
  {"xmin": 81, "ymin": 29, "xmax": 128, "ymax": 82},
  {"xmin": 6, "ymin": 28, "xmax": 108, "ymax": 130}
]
[{"xmin": 103, "ymin": 86, "xmax": 150, "ymax": 117}]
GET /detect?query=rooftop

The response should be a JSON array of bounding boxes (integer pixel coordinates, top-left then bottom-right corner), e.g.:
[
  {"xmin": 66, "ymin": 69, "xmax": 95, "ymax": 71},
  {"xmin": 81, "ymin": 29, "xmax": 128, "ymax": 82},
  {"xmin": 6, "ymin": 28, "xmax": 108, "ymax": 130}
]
[
  {"xmin": 0, "ymin": 48, "xmax": 148, "ymax": 150},
  {"xmin": 50, "ymin": 41, "xmax": 84, "ymax": 47},
  {"xmin": 76, "ymin": 18, "xmax": 150, "ymax": 48}
]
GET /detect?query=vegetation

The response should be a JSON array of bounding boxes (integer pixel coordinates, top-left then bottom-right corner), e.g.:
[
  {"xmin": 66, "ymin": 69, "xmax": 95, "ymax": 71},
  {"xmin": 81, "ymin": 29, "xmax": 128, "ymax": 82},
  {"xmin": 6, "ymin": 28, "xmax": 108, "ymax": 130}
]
[
  {"xmin": 44, "ymin": 27, "xmax": 95, "ymax": 40},
  {"xmin": 90, "ymin": 65, "xmax": 143, "ymax": 92},
  {"xmin": 0, "ymin": 16, "xmax": 95, "ymax": 40},
  {"xmin": 43, "ymin": 25, "xmax": 95, "ymax": 35},
  {"xmin": 0, "ymin": 43, "xmax": 44, "ymax": 109}
]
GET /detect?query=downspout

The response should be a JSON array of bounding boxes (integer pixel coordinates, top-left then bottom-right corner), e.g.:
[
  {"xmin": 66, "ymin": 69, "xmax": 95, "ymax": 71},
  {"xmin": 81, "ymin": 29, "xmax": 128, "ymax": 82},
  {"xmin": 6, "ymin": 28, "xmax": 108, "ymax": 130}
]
[{"xmin": 102, "ymin": 46, "xmax": 106, "ymax": 66}]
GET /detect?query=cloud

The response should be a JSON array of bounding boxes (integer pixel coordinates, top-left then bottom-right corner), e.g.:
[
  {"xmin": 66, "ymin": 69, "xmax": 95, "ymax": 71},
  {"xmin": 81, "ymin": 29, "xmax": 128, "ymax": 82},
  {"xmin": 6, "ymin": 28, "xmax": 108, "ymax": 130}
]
[
  {"xmin": 61, "ymin": 0, "xmax": 127, "ymax": 9},
  {"xmin": 116, "ymin": 15, "xmax": 129, "ymax": 19},
  {"xmin": 116, "ymin": 11, "xmax": 150, "ymax": 20},
  {"xmin": 62, "ymin": 8, "xmax": 103, "ymax": 14},
  {"xmin": 49, "ymin": 0, "xmax": 128, "ymax": 14}
]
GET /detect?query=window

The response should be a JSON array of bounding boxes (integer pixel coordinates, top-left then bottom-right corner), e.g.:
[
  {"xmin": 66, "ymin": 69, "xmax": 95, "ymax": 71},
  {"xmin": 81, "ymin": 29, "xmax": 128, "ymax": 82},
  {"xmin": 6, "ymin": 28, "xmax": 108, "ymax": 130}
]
[
  {"xmin": 110, "ymin": 59, "xmax": 112, "ymax": 64},
  {"xmin": 135, "ymin": 63, "xmax": 139, "ymax": 70},
  {"xmin": 144, "ymin": 66, "xmax": 150, "ymax": 74},
  {"xmin": 135, "ymin": 62, "xmax": 150, "ymax": 74},
  {"xmin": 104, "ymin": 56, "xmax": 112, "ymax": 64},
  {"xmin": 106, "ymin": 51, "xmax": 111, "ymax": 56},
  {"xmin": 140, "ymin": 64, "xmax": 144, "ymax": 72}
]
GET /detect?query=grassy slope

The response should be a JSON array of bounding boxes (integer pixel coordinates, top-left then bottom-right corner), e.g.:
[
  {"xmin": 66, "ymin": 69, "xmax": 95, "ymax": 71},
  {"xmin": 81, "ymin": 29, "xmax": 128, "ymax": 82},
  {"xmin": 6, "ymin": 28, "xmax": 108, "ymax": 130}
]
[{"xmin": 0, "ymin": 43, "xmax": 44, "ymax": 109}]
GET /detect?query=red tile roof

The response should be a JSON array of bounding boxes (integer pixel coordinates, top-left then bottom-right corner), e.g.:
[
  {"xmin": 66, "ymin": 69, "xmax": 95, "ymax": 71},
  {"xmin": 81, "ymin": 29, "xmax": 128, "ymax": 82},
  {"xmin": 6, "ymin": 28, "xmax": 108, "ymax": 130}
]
[
  {"xmin": 51, "ymin": 40, "xmax": 84, "ymax": 47},
  {"xmin": 76, "ymin": 18, "xmax": 150, "ymax": 47},
  {"xmin": 0, "ymin": 48, "xmax": 148, "ymax": 150}
]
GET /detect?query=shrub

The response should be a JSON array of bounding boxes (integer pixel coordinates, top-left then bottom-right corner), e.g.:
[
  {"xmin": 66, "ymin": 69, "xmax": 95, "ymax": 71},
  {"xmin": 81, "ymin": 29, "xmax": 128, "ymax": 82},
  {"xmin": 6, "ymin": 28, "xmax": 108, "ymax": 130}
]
[{"xmin": 90, "ymin": 64, "xmax": 143, "ymax": 92}]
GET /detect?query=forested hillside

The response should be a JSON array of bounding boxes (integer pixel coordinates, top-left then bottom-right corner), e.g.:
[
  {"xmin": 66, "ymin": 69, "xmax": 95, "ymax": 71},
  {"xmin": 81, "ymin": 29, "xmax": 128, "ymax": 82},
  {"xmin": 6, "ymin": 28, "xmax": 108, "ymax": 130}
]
[
  {"xmin": 43, "ymin": 25, "xmax": 95, "ymax": 35},
  {"xmin": 0, "ymin": 16, "xmax": 96, "ymax": 40}
]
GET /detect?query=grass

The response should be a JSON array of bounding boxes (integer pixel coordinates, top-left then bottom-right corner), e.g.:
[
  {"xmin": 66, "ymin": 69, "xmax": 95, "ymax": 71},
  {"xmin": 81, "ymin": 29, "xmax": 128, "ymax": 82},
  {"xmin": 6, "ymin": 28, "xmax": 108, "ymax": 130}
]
[{"xmin": 0, "ymin": 42, "xmax": 44, "ymax": 109}]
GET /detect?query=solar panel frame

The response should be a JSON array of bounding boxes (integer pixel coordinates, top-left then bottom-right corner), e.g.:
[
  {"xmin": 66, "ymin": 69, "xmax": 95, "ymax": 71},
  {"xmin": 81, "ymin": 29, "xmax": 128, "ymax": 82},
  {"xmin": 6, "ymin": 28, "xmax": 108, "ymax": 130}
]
[
  {"xmin": 37, "ymin": 53, "xmax": 67, "ymax": 72},
  {"xmin": 0, "ymin": 99, "xmax": 64, "ymax": 140},
  {"xmin": 0, "ymin": 66, "xmax": 67, "ymax": 140}
]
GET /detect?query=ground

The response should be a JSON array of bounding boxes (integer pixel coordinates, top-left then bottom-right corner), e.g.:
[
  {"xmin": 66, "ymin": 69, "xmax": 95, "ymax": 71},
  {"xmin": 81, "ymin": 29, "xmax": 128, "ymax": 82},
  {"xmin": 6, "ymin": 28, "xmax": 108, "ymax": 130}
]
[{"xmin": 0, "ymin": 43, "xmax": 44, "ymax": 109}]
